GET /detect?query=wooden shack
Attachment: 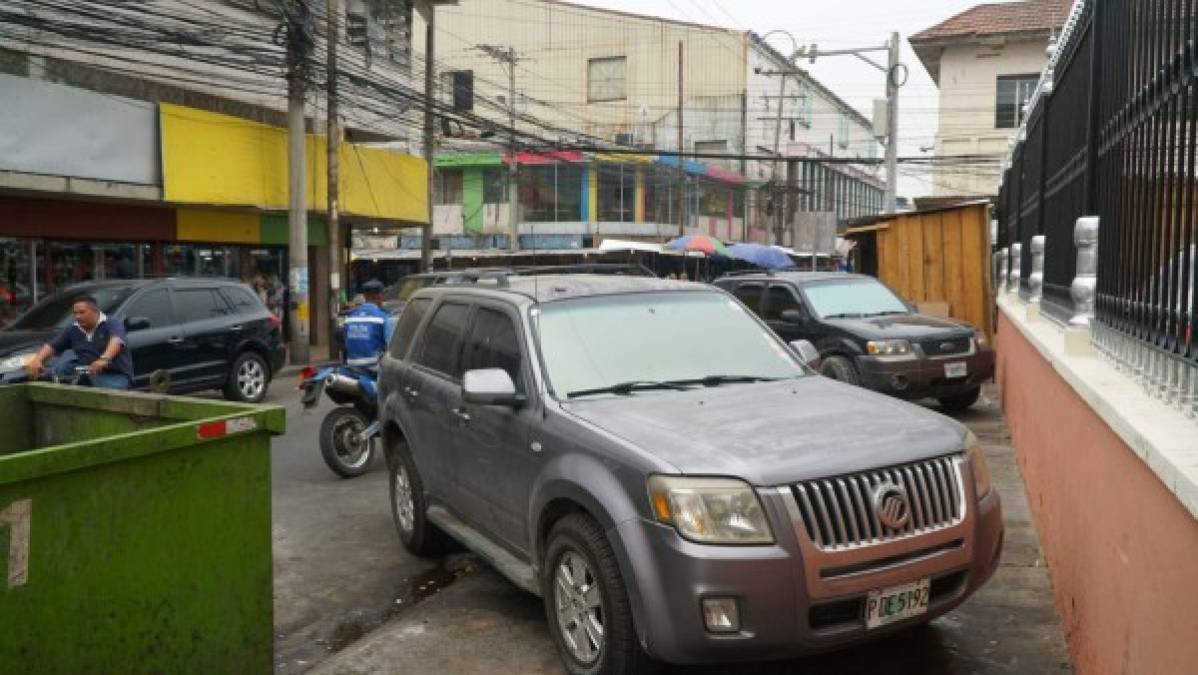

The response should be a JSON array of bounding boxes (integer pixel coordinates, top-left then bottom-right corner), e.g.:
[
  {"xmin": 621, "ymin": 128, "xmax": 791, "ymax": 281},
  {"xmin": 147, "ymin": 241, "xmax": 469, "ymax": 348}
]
[{"xmin": 843, "ymin": 200, "xmax": 995, "ymax": 342}]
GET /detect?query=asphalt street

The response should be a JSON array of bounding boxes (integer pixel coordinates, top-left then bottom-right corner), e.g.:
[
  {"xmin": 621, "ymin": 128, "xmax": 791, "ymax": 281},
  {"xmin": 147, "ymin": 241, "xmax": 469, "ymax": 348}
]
[{"xmin": 262, "ymin": 377, "xmax": 1072, "ymax": 674}]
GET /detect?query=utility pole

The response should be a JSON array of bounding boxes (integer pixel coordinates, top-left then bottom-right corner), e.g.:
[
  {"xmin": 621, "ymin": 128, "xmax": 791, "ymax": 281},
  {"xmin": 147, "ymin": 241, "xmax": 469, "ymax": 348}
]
[
  {"xmin": 286, "ymin": 0, "xmax": 312, "ymax": 364},
  {"xmin": 477, "ymin": 44, "xmax": 521, "ymax": 251},
  {"xmin": 676, "ymin": 41, "xmax": 685, "ymax": 236},
  {"xmin": 421, "ymin": 6, "xmax": 435, "ymax": 272},
  {"xmin": 883, "ymin": 32, "xmax": 899, "ymax": 213},
  {"xmin": 771, "ymin": 74, "xmax": 787, "ymax": 245},
  {"xmin": 326, "ymin": 0, "xmax": 341, "ymax": 356}
]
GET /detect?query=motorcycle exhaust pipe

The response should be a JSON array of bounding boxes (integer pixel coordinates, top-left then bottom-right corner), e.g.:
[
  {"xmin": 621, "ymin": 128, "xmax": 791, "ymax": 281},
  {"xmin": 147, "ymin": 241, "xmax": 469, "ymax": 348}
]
[{"xmin": 325, "ymin": 373, "xmax": 364, "ymax": 396}]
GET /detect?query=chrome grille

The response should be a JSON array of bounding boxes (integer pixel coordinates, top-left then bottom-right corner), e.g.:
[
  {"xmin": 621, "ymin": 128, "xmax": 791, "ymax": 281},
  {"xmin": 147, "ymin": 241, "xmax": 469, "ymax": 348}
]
[
  {"xmin": 919, "ymin": 337, "xmax": 972, "ymax": 357},
  {"xmin": 792, "ymin": 455, "xmax": 965, "ymax": 550}
]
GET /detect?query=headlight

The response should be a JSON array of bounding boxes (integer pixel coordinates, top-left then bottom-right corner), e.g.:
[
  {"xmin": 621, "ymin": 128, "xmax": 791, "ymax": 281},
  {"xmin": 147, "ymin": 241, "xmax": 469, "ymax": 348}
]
[
  {"xmin": 974, "ymin": 331, "xmax": 988, "ymax": 348},
  {"xmin": 966, "ymin": 434, "xmax": 992, "ymax": 498},
  {"xmin": 865, "ymin": 339, "xmax": 912, "ymax": 356},
  {"xmin": 647, "ymin": 476, "xmax": 774, "ymax": 544},
  {"xmin": 0, "ymin": 351, "xmax": 35, "ymax": 373}
]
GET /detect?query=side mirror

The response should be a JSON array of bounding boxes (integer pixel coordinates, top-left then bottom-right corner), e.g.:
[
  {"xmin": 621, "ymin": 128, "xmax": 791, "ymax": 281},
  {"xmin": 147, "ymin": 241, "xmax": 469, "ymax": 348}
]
[
  {"xmin": 462, "ymin": 368, "xmax": 524, "ymax": 407},
  {"xmin": 789, "ymin": 339, "xmax": 821, "ymax": 370},
  {"xmin": 780, "ymin": 309, "xmax": 806, "ymax": 325},
  {"xmin": 125, "ymin": 316, "xmax": 151, "ymax": 332}
]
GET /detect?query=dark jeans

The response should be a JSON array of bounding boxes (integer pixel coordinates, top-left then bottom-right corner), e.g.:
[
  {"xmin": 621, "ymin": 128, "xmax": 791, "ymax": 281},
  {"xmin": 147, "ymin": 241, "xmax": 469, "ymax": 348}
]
[{"xmin": 54, "ymin": 361, "xmax": 131, "ymax": 390}]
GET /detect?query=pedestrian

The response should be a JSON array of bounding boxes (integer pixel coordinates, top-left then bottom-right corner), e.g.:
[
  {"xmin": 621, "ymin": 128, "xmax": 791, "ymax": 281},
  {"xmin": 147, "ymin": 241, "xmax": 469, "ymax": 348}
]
[{"xmin": 24, "ymin": 295, "xmax": 134, "ymax": 390}]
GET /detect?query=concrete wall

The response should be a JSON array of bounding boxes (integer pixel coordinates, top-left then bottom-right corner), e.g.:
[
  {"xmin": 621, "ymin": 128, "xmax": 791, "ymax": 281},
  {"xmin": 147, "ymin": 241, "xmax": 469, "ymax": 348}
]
[
  {"xmin": 933, "ymin": 39, "xmax": 1047, "ymax": 196},
  {"xmin": 996, "ymin": 310, "xmax": 1198, "ymax": 674}
]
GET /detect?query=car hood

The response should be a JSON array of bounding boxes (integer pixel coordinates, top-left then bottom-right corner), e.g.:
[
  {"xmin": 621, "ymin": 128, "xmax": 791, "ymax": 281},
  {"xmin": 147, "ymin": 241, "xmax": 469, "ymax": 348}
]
[
  {"xmin": 0, "ymin": 330, "xmax": 52, "ymax": 358},
  {"xmin": 826, "ymin": 313, "xmax": 973, "ymax": 340},
  {"xmin": 562, "ymin": 377, "xmax": 966, "ymax": 486}
]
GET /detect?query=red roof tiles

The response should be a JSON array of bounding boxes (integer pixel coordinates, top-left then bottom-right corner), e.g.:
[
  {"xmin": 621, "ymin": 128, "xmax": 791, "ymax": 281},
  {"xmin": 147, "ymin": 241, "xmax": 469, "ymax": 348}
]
[{"xmin": 910, "ymin": 0, "xmax": 1072, "ymax": 44}]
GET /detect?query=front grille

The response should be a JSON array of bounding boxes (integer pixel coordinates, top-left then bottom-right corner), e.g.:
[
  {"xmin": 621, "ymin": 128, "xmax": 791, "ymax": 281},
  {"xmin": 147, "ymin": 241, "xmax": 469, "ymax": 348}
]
[
  {"xmin": 792, "ymin": 455, "xmax": 965, "ymax": 550},
  {"xmin": 919, "ymin": 336, "xmax": 972, "ymax": 357}
]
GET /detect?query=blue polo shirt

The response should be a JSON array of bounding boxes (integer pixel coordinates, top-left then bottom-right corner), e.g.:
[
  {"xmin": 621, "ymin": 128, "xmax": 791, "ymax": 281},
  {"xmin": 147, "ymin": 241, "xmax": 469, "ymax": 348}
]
[{"xmin": 48, "ymin": 313, "xmax": 134, "ymax": 382}]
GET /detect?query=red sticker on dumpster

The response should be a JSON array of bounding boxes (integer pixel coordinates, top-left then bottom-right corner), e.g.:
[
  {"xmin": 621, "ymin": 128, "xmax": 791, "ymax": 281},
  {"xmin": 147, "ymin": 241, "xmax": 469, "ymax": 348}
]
[{"xmin": 197, "ymin": 417, "xmax": 258, "ymax": 439}]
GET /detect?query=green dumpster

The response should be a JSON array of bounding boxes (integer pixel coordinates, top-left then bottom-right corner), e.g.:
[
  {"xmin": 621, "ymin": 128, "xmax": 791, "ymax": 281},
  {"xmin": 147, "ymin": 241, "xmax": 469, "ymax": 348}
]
[{"xmin": 0, "ymin": 384, "xmax": 285, "ymax": 674}]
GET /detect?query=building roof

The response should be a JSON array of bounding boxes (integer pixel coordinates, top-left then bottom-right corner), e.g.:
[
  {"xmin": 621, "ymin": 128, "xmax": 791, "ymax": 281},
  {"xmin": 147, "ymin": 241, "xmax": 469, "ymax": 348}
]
[{"xmin": 909, "ymin": 0, "xmax": 1071, "ymax": 83}]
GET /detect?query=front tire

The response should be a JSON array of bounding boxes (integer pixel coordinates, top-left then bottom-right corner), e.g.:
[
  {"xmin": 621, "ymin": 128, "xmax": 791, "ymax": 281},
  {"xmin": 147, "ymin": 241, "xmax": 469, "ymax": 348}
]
[
  {"xmin": 388, "ymin": 435, "xmax": 449, "ymax": 556},
  {"xmin": 543, "ymin": 514, "xmax": 655, "ymax": 675},
  {"xmin": 819, "ymin": 355, "xmax": 861, "ymax": 386},
  {"xmin": 319, "ymin": 407, "xmax": 374, "ymax": 478},
  {"xmin": 224, "ymin": 351, "xmax": 271, "ymax": 403},
  {"xmin": 939, "ymin": 386, "xmax": 981, "ymax": 413}
]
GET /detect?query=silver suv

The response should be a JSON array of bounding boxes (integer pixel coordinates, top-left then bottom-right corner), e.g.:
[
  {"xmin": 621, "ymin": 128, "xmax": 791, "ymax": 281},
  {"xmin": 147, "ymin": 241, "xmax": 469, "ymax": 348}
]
[{"xmin": 378, "ymin": 273, "xmax": 1003, "ymax": 674}]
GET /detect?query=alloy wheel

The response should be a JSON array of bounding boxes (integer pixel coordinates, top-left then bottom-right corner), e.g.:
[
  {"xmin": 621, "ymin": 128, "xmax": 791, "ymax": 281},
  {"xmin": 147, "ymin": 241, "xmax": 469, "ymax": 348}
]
[
  {"xmin": 393, "ymin": 463, "xmax": 415, "ymax": 535},
  {"xmin": 237, "ymin": 359, "xmax": 266, "ymax": 400},
  {"xmin": 553, "ymin": 550, "xmax": 605, "ymax": 665}
]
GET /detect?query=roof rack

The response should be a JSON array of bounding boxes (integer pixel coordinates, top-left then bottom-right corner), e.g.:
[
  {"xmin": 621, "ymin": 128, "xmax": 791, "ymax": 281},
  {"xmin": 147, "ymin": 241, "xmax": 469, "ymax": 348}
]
[
  {"xmin": 451, "ymin": 263, "xmax": 657, "ymax": 288},
  {"xmin": 717, "ymin": 269, "xmax": 777, "ymax": 278}
]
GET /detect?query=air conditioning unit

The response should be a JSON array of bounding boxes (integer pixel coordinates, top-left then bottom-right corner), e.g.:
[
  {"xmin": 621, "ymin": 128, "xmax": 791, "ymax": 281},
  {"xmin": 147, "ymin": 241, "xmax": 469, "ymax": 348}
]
[{"xmin": 614, "ymin": 132, "xmax": 635, "ymax": 147}]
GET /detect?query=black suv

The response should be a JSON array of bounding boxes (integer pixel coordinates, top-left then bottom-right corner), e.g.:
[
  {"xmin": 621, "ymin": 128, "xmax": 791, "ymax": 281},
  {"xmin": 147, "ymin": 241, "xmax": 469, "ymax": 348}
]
[
  {"xmin": 714, "ymin": 272, "xmax": 995, "ymax": 411},
  {"xmin": 0, "ymin": 278, "xmax": 286, "ymax": 402}
]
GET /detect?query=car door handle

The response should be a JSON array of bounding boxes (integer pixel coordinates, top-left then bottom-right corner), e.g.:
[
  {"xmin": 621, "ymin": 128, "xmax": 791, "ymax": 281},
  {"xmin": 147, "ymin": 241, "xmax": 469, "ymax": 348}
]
[
  {"xmin": 450, "ymin": 407, "xmax": 471, "ymax": 424},
  {"xmin": 167, "ymin": 336, "xmax": 184, "ymax": 345},
  {"xmin": 403, "ymin": 386, "xmax": 420, "ymax": 400},
  {"xmin": 230, "ymin": 324, "xmax": 244, "ymax": 332}
]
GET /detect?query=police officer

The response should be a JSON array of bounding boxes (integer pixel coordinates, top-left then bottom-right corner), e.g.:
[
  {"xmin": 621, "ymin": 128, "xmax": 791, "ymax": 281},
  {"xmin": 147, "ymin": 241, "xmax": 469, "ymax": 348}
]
[{"xmin": 342, "ymin": 280, "xmax": 391, "ymax": 370}]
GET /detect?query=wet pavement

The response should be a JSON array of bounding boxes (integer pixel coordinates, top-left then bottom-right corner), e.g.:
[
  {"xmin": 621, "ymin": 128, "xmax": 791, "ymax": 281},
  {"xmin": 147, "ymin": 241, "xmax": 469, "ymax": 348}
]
[{"xmin": 271, "ymin": 382, "xmax": 1072, "ymax": 674}]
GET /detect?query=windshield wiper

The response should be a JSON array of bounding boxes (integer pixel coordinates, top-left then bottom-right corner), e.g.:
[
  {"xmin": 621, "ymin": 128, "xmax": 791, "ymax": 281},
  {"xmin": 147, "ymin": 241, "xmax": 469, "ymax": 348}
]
[
  {"xmin": 690, "ymin": 374, "xmax": 784, "ymax": 386},
  {"xmin": 566, "ymin": 380, "xmax": 691, "ymax": 399},
  {"xmin": 862, "ymin": 310, "xmax": 908, "ymax": 317},
  {"xmin": 823, "ymin": 312, "xmax": 864, "ymax": 319}
]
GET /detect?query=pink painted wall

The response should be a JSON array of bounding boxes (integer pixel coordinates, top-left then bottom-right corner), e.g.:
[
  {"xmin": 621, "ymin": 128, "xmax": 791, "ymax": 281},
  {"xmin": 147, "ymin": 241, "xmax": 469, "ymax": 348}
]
[{"xmin": 996, "ymin": 312, "xmax": 1198, "ymax": 674}]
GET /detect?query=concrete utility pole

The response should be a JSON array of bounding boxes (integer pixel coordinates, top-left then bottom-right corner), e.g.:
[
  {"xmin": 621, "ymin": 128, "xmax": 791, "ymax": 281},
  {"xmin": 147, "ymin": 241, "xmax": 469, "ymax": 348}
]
[
  {"xmin": 476, "ymin": 44, "xmax": 521, "ymax": 251},
  {"xmin": 421, "ymin": 7, "xmax": 435, "ymax": 272},
  {"xmin": 326, "ymin": 0, "xmax": 341, "ymax": 355},
  {"xmin": 677, "ymin": 41, "xmax": 685, "ymax": 236},
  {"xmin": 883, "ymin": 32, "xmax": 900, "ymax": 213},
  {"xmin": 771, "ymin": 73, "xmax": 787, "ymax": 245},
  {"xmin": 286, "ymin": 0, "xmax": 312, "ymax": 364}
]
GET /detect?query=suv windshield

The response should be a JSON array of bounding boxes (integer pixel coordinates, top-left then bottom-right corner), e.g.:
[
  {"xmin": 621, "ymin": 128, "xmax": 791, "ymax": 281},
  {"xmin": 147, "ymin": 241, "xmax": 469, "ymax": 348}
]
[
  {"xmin": 389, "ymin": 276, "xmax": 429, "ymax": 302},
  {"xmin": 8, "ymin": 287, "xmax": 136, "ymax": 331},
  {"xmin": 535, "ymin": 291, "xmax": 804, "ymax": 398},
  {"xmin": 802, "ymin": 278, "xmax": 909, "ymax": 319}
]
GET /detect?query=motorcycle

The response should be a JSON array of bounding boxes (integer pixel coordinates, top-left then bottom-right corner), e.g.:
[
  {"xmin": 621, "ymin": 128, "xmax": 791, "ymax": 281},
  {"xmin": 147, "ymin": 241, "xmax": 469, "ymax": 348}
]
[{"xmin": 299, "ymin": 365, "xmax": 380, "ymax": 478}]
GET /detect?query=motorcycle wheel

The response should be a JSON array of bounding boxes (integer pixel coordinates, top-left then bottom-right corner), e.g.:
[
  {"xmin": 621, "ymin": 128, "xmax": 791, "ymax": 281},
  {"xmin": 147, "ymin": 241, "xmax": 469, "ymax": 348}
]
[{"xmin": 319, "ymin": 407, "xmax": 374, "ymax": 478}]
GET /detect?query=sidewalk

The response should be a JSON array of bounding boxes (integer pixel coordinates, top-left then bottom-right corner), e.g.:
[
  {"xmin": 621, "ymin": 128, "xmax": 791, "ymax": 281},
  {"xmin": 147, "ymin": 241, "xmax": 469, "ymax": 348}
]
[{"xmin": 306, "ymin": 386, "xmax": 1072, "ymax": 674}]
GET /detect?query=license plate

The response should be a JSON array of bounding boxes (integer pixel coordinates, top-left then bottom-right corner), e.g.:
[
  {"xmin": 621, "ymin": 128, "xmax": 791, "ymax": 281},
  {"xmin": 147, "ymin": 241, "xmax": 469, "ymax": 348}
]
[
  {"xmin": 865, "ymin": 578, "xmax": 930, "ymax": 629},
  {"xmin": 944, "ymin": 362, "xmax": 968, "ymax": 379}
]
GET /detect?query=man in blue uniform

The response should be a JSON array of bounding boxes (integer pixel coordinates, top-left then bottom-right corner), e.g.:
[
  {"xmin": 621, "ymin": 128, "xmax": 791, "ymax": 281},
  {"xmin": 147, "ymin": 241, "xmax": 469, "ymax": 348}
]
[
  {"xmin": 342, "ymin": 280, "xmax": 391, "ymax": 370},
  {"xmin": 25, "ymin": 295, "xmax": 134, "ymax": 389}
]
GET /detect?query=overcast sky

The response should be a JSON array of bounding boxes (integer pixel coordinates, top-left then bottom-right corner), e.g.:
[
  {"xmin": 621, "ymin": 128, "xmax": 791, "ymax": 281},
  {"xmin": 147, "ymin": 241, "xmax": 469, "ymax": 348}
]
[{"xmin": 569, "ymin": 0, "xmax": 1004, "ymax": 198}]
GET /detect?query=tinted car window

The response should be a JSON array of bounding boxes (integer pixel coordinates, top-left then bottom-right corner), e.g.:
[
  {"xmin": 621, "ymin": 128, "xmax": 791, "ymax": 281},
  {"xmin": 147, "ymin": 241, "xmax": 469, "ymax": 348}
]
[
  {"xmin": 390, "ymin": 297, "xmax": 432, "ymax": 359},
  {"xmin": 461, "ymin": 308, "xmax": 523, "ymax": 393},
  {"xmin": 764, "ymin": 286, "xmax": 802, "ymax": 321},
  {"xmin": 416, "ymin": 302, "xmax": 470, "ymax": 378},
  {"xmin": 124, "ymin": 289, "xmax": 173, "ymax": 328},
  {"xmin": 9, "ymin": 286, "xmax": 135, "ymax": 331},
  {"xmin": 174, "ymin": 289, "xmax": 232, "ymax": 321},
  {"xmin": 221, "ymin": 286, "xmax": 265, "ymax": 315},
  {"xmin": 731, "ymin": 283, "xmax": 763, "ymax": 308}
]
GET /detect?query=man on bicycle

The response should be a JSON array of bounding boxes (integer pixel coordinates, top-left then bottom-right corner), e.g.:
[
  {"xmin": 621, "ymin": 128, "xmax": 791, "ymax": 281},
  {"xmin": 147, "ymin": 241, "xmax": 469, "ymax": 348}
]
[{"xmin": 25, "ymin": 295, "xmax": 134, "ymax": 390}]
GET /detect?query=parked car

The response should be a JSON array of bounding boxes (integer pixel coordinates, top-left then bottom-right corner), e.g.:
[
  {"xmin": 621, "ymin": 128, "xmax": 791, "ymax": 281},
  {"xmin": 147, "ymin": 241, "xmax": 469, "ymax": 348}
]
[
  {"xmin": 714, "ymin": 271, "xmax": 995, "ymax": 412},
  {"xmin": 379, "ymin": 272, "xmax": 1003, "ymax": 674},
  {"xmin": 0, "ymin": 278, "xmax": 285, "ymax": 402}
]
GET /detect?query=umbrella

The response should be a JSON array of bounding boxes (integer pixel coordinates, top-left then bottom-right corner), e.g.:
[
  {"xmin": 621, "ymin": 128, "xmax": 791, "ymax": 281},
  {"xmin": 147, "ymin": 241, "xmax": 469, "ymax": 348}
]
[
  {"xmin": 664, "ymin": 234, "xmax": 731, "ymax": 257},
  {"xmin": 728, "ymin": 243, "xmax": 797, "ymax": 270}
]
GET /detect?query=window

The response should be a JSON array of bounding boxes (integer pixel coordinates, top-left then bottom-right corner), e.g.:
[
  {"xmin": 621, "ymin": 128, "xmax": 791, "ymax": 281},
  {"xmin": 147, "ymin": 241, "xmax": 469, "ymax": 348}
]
[
  {"xmin": 174, "ymin": 289, "xmax": 231, "ymax": 321},
  {"xmin": 802, "ymin": 279, "xmax": 909, "ymax": 319},
  {"xmin": 995, "ymin": 74, "xmax": 1039, "ymax": 129},
  {"xmin": 587, "ymin": 56, "xmax": 627, "ymax": 102},
  {"xmin": 441, "ymin": 70, "xmax": 473, "ymax": 112},
  {"xmin": 389, "ymin": 298, "xmax": 431, "ymax": 359},
  {"xmin": 521, "ymin": 164, "xmax": 583, "ymax": 222},
  {"xmin": 434, "ymin": 169, "xmax": 463, "ymax": 205},
  {"xmin": 597, "ymin": 163, "xmax": 634, "ymax": 222},
  {"xmin": 764, "ymin": 286, "xmax": 803, "ymax": 321},
  {"xmin": 416, "ymin": 302, "xmax": 470, "ymax": 378},
  {"xmin": 698, "ymin": 180, "xmax": 728, "ymax": 218},
  {"xmin": 694, "ymin": 140, "xmax": 729, "ymax": 168},
  {"xmin": 221, "ymin": 286, "xmax": 264, "ymax": 315},
  {"xmin": 483, "ymin": 167, "xmax": 506, "ymax": 203},
  {"xmin": 732, "ymin": 283, "xmax": 763, "ymax": 309},
  {"xmin": 125, "ymin": 289, "xmax": 174, "ymax": 328},
  {"xmin": 461, "ymin": 308, "xmax": 523, "ymax": 392},
  {"xmin": 345, "ymin": 0, "xmax": 412, "ymax": 67}
]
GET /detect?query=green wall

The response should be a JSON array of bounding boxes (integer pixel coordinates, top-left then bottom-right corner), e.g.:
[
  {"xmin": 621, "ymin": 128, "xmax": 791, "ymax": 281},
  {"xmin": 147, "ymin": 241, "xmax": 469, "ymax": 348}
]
[{"xmin": 462, "ymin": 167, "xmax": 484, "ymax": 234}]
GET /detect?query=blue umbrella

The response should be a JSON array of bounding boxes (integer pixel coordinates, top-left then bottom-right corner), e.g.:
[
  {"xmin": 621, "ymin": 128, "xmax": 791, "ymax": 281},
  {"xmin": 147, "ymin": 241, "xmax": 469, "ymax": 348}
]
[{"xmin": 727, "ymin": 243, "xmax": 796, "ymax": 269}]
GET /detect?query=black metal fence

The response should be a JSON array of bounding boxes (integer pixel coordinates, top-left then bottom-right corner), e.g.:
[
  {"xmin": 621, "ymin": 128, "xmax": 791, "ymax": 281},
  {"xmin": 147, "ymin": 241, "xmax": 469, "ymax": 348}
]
[{"xmin": 997, "ymin": 0, "xmax": 1197, "ymax": 378}]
